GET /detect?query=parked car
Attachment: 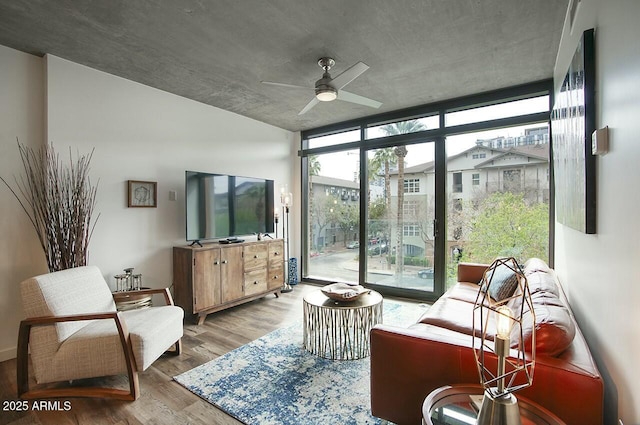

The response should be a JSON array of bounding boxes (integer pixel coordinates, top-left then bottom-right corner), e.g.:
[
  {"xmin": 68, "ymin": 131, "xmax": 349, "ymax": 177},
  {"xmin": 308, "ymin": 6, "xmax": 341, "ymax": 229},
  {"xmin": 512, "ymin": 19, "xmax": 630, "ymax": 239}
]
[
  {"xmin": 346, "ymin": 241, "xmax": 359, "ymax": 249},
  {"xmin": 417, "ymin": 268, "xmax": 434, "ymax": 279},
  {"xmin": 368, "ymin": 243, "xmax": 388, "ymax": 255}
]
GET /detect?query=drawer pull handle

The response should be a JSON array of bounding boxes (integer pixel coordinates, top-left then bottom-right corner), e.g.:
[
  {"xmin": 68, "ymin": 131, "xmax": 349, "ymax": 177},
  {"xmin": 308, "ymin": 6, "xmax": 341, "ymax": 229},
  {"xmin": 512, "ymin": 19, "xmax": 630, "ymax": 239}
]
[
  {"xmin": 254, "ymin": 281, "xmax": 258, "ymax": 285},
  {"xmin": 222, "ymin": 260, "xmax": 228, "ymax": 264},
  {"xmin": 213, "ymin": 261, "xmax": 219, "ymax": 265},
  {"xmin": 274, "ymin": 275, "xmax": 279, "ymax": 279},
  {"xmin": 254, "ymin": 255, "xmax": 258, "ymax": 259},
  {"xmin": 274, "ymin": 252, "xmax": 280, "ymax": 255}
]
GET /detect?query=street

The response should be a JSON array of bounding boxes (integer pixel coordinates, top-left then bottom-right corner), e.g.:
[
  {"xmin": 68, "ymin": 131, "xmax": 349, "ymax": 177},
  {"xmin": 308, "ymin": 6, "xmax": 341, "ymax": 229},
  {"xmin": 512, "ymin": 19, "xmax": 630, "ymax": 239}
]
[{"xmin": 308, "ymin": 248, "xmax": 434, "ymax": 292}]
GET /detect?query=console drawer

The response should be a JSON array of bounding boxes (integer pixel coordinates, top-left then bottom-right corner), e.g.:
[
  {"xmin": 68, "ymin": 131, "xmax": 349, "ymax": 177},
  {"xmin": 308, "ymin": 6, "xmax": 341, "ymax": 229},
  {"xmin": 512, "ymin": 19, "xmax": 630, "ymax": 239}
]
[
  {"xmin": 244, "ymin": 268, "xmax": 267, "ymax": 295},
  {"xmin": 244, "ymin": 244, "xmax": 268, "ymax": 269}
]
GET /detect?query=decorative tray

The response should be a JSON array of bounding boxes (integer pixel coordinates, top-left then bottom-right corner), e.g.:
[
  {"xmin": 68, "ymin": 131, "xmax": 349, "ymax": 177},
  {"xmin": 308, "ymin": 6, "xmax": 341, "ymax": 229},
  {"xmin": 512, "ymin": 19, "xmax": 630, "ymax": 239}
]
[{"xmin": 320, "ymin": 282, "xmax": 371, "ymax": 302}]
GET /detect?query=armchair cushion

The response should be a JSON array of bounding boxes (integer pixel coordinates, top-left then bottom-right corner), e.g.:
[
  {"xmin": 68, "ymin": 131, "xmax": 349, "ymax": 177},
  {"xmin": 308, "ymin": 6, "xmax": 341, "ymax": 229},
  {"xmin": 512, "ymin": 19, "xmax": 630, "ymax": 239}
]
[
  {"xmin": 21, "ymin": 265, "xmax": 117, "ymax": 341},
  {"xmin": 49, "ymin": 305, "xmax": 183, "ymax": 382},
  {"xmin": 123, "ymin": 306, "xmax": 184, "ymax": 371}
]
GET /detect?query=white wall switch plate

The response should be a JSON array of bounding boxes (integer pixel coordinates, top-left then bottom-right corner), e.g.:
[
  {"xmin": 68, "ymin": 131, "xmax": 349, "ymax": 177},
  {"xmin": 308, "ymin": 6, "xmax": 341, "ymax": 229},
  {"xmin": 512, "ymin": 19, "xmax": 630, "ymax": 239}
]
[{"xmin": 592, "ymin": 126, "xmax": 609, "ymax": 155}]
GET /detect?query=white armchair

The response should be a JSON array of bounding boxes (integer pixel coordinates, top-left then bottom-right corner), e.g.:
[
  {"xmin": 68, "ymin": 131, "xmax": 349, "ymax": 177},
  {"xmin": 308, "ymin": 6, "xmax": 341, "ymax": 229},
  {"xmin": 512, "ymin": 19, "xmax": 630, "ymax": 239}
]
[{"xmin": 17, "ymin": 266, "xmax": 184, "ymax": 400}]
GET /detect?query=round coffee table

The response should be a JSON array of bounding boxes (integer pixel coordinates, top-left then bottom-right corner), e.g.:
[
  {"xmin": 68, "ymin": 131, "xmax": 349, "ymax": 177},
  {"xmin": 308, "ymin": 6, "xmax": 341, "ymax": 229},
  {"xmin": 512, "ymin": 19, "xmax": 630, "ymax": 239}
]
[
  {"xmin": 303, "ymin": 289, "xmax": 382, "ymax": 360},
  {"xmin": 423, "ymin": 385, "xmax": 566, "ymax": 425}
]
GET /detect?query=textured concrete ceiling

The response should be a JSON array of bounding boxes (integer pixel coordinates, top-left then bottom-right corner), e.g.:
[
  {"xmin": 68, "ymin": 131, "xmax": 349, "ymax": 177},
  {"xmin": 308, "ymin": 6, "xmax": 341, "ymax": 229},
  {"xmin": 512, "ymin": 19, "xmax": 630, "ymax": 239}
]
[{"xmin": 0, "ymin": 1, "xmax": 568, "ymax": 132}]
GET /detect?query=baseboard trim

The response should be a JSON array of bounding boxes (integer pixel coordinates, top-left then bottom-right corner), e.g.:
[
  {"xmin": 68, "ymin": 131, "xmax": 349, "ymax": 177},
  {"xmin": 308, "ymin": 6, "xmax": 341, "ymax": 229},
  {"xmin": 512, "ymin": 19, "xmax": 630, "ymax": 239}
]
[{"xmin": 0, "ymin": 346, "xmax": 16, "ymax": 362}]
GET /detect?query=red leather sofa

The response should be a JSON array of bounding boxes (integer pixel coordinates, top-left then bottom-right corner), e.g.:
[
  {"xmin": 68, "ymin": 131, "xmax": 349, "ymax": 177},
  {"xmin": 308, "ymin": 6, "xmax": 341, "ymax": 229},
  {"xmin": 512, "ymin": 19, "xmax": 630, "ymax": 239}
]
[{"xmin": 370, "ymin": 259, "xmax": 603, "ymax": 425}]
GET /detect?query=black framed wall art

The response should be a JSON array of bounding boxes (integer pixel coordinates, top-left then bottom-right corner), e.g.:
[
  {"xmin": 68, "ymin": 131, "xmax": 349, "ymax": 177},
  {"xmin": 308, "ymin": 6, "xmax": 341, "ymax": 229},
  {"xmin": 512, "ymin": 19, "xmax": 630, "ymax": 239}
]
[{"xmin": 551, "ymin": 28, "xmax": 596, "ymax": 234}]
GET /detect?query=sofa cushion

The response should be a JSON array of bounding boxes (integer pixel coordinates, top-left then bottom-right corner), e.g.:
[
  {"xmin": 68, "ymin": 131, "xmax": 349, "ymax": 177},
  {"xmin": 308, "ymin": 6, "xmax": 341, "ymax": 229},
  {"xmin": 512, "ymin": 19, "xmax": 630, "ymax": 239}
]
[
  {"xmin": 446, "ymin": 282, "xmax": 483, "ymax": 304},
  {"xmin": 523, "ymin": 257, "xmax": 551, "ymax": 274},
  {"xmin": 482, "ymin": 262, "xmax": 519, "ymax": 301},
  {"xmin": 419, "ymin": 297, "xmax": 496, "ymax": 339},
  {"xmin": 520, "ymin": 296, "xmax": 576, "ymax": 357},
  {"xmin": 526, "ymin": 271, "xmax": 559, "ymax": 296}
]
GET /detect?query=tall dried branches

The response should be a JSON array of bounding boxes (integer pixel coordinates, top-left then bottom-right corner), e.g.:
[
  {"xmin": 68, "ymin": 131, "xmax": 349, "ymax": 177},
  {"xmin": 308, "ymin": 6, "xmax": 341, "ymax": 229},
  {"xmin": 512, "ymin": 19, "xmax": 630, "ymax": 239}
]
[{"xmin": 1, "ymin": 140, "xmax": 99, "ymax": 272}]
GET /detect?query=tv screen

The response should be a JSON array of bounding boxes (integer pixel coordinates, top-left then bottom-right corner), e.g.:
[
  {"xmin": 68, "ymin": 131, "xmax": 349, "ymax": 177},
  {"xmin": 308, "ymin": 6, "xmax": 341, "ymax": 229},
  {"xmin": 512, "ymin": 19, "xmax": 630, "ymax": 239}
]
[{"xmin": 185, "ymin": 171, "xmax": 274, "ymax": 242}]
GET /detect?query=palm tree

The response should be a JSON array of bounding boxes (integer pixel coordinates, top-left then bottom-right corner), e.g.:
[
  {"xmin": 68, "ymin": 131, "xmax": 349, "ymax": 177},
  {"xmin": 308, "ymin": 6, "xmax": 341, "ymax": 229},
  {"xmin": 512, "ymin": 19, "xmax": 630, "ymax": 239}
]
[
  {"xmin": 308, "ymin": 155, "xmax": 321, "ymax": 250},
  {"xmin": 370, "ymin": 148, "xmax": 396, "ymax": 269},
  {"xmin": 366, "ymin": 156, "xmax": 382, "ymax": 211},
  {"xmin": 393, "ymin": 146, "xmax": 408, "ymax": 273},
  {"xmin": 371, "ymin": 148, "xmax": 397, "ymax": 212},
  {"xmin": 379, "ymin": 120, "xmax": 427, "ymax": 274}
]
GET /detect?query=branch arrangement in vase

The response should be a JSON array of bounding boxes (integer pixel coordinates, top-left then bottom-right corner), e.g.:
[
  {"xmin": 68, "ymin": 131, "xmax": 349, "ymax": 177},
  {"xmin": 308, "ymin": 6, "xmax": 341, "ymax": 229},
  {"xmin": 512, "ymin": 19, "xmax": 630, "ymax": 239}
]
[{"xmin": 1, "ymin": 140, "xmax": 99, "ymax": 272}]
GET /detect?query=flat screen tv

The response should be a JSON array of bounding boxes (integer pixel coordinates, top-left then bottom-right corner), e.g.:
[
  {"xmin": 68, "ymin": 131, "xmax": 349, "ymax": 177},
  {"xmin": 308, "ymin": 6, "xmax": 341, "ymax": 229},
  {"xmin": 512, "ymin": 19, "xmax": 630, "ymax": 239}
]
[{"xmin": 185, "ymin": 171, "xmax": 274, "ymax": 243}]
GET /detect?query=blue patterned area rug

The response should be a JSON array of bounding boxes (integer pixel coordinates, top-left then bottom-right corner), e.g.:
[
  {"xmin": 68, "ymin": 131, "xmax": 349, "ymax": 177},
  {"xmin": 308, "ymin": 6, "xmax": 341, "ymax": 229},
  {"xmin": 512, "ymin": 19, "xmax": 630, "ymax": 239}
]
[{"xmin": 174, "ymin": 300, "xmax": 427, "ymax": 425}]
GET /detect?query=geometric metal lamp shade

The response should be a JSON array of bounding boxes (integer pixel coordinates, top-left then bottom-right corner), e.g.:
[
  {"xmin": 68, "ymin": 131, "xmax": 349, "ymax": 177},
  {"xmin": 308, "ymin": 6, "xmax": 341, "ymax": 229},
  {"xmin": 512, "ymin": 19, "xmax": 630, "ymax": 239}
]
[{"xmin": 472, "ymin": 257, "xmax": 536, "ymax": 424}]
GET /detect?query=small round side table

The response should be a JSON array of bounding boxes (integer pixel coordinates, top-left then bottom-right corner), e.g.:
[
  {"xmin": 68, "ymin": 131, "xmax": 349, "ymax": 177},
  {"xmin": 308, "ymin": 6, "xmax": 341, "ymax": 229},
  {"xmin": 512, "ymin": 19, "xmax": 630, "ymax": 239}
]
[
  {"xmin": 422, "ymin": 385, "xmax": 566, "ymax": 425},
  {"xmin": 303, "ymin": 289, "xmax": 382, "ymax": 360},
  {"xmin": 112, "ymin": 289, "xmax": 153, "ymax": 311}
]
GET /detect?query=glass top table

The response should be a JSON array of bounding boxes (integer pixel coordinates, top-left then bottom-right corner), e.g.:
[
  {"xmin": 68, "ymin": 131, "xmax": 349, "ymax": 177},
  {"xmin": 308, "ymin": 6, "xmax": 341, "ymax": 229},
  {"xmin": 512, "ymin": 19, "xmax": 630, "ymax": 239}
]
[{"xmin": 423, "ymin": 385, "xmax": 566, "ymax": 425}]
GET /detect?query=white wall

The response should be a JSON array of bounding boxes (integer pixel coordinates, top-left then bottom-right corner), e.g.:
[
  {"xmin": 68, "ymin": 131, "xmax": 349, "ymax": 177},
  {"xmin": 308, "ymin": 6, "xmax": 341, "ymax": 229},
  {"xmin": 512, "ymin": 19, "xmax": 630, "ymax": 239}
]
[
  {"xmin": 0, "ymin": 49, "xmax": 297, "ymax": 360},
  {"xmin": 554, "ymin": 1, "xmax": 640, "ymax": 423},
  {"xmin": 0, "ymin": 46, "xmax": 48, "ymax": 361}
]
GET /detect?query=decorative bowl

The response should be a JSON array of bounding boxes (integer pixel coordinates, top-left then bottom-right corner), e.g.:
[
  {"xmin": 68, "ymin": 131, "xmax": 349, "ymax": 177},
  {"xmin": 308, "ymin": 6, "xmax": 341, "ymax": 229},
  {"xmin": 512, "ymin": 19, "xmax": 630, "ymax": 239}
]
[{"xmin": 321, "ymin": 282, "xmax": 370, "ymax": 302}]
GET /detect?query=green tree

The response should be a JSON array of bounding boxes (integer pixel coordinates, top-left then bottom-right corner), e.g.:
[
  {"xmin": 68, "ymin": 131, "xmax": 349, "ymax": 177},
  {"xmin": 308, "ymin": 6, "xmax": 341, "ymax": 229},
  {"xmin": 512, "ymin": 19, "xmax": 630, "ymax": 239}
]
[
  {"xmin": 334, "ymin": 202, "xmax": 359, "ymax": 246},
  {"xmin": 368, "ymin": 196, "xmax": 386, "ymax": 220},
  {"xmin": 463, "ymin": 192, "xmax": 549, "ymax": 264},
  {"xmin": 312, "ymin": 195, "xmax": 337, "ymax": 251}
]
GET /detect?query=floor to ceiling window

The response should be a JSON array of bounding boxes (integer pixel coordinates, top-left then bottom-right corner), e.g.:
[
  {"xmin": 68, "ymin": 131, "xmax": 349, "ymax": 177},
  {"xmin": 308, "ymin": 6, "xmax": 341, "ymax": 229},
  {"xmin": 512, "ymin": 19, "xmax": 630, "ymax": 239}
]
[
  {"xmin": 301, "ymin": 81, "xmax": 553, "ymax": 301},
  {"xmin": 444, "ymin": 123, "xmax": 550, "ymax": 289},
  {"xmin": 306, "ymin": 147, "xmax": 361, "ymax": 284}
]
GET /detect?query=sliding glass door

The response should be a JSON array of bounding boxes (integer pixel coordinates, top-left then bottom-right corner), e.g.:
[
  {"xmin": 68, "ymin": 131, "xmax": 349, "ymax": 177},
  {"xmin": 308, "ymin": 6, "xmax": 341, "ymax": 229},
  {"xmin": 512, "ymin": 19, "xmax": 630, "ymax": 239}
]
[{"xmin": 365, "ymin": 141, "xmax": 437, "ymax": 296}]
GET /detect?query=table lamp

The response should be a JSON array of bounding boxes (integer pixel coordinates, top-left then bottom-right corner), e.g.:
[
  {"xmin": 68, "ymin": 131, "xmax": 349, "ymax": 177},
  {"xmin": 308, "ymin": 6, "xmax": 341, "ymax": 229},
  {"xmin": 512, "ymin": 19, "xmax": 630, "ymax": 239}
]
[{"xmin": 472, "ymin": 257, "xmax": 535, "ymax": 425}]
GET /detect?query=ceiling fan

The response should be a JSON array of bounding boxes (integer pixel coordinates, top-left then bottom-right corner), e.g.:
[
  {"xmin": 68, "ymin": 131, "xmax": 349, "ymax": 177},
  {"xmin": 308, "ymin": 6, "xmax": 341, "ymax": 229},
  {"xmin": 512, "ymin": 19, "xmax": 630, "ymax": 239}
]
[{"xmin": 262, "ymin": 57, "xmax": 382, "ymax": 115}]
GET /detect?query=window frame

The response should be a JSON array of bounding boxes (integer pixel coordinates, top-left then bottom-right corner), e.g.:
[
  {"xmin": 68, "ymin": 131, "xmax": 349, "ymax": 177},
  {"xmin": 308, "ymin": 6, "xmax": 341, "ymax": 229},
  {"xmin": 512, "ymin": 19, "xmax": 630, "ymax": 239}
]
[
  {"xmin": 472, "ymin": 173, "xmax": 480, "ymax": 186},
  {"xmin": 404, "ymin": 178, "xmax": 420, "ymax": 193},
  {"xmin": 300, "ymin": 80, "xmax": 554, "ymax": 301}
]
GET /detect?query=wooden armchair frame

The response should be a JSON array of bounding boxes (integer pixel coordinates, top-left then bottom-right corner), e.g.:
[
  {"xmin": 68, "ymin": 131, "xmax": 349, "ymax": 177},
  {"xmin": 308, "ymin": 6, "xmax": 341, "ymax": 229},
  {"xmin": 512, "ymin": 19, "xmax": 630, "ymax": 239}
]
[{"xmin": 17, "ymin": 287, "xmax": 181, "ymax": 401}]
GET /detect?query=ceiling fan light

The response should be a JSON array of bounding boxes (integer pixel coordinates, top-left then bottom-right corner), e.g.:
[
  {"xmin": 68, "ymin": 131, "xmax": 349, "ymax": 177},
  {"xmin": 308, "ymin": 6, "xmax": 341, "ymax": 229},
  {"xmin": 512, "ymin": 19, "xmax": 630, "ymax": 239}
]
[{"xmin": 316, "ymin": 88, "xmax": 337, "ymax": 102}]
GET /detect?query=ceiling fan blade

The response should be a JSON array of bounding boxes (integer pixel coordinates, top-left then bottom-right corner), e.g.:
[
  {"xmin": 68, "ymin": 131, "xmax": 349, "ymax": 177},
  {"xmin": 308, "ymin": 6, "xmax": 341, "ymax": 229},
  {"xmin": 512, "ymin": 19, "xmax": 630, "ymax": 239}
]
[
  {"xmin": 338, "ymin": 90, "xmax": 382, "ymax": 109},
  {"xmin": 298, "ymin": 97, "xmax": 320, "ymax": 115},
  {"xmin": 330, "ymin": 61, "xmax": 369, "ymax": 90},
  {"xmin": 261, "ymin": 81, "xmax": 314, "ymax": 90}
]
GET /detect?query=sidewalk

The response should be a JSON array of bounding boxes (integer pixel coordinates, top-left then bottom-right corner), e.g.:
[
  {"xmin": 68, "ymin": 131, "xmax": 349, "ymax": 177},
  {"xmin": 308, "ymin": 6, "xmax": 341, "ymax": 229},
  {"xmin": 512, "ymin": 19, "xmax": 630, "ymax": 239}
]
[{"xmin": 341, "ymin": 257, "xmax": 422, "ymax": 277}]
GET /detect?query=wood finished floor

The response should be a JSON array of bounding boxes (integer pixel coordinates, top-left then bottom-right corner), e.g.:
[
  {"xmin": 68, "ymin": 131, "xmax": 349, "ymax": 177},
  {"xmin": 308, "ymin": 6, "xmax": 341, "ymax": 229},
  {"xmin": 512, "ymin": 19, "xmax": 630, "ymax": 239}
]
[{"xmin": 0, "ymin": 283, "xmax": 417, "ymax": 425}]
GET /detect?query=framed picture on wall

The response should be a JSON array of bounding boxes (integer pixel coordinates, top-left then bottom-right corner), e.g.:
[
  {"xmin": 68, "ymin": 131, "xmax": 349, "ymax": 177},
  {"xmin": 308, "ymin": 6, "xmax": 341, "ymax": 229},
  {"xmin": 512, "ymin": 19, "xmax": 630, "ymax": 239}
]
[
  {"xmin": 128, "ymin": 180, "xmax": 157, "ymax": 208},
  {"xmin": 551, "ymin": 28, "xmax": 596, "ymax": 234}
]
